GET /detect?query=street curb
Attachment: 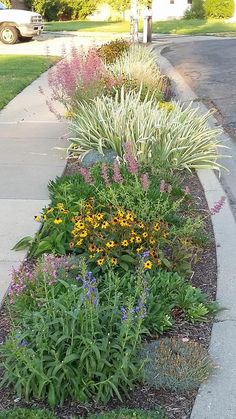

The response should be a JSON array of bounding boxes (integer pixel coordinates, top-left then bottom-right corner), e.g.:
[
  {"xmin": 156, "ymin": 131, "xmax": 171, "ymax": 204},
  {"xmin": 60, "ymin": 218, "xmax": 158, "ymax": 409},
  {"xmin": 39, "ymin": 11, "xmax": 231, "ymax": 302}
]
[{"xmin": 154, "ymin": 45, "xmax": 236, "ymax": 419}]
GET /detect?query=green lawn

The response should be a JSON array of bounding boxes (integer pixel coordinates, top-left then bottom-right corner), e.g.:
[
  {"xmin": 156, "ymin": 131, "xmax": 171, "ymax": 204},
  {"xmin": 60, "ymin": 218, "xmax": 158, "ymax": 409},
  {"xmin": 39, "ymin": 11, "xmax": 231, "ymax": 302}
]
[
  {"xmin": 45, "ymin": 18, "xmax": 236, "ymax": 36},
  {"xmin": 0, "ymin": 55, "xmax": 57, "ymax": 110}
]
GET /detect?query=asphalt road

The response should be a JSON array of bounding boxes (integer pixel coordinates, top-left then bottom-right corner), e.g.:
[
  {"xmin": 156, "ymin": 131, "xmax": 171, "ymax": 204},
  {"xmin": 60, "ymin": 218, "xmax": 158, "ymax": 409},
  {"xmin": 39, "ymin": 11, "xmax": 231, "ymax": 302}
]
[{"xmin": 163, "ymin": 39, "xmax": 236, "ymax": 217}]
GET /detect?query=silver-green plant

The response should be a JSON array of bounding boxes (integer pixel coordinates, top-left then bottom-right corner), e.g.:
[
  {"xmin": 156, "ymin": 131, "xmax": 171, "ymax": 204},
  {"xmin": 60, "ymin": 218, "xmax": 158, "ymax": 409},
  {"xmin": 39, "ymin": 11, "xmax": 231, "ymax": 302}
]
[
  {"xmin": 141, "ymin": 338, "xmax": 214, "ymax": 392},
  {"xmin": 69, "ymin": 89, "xmax": 224, "ymax": 171}
]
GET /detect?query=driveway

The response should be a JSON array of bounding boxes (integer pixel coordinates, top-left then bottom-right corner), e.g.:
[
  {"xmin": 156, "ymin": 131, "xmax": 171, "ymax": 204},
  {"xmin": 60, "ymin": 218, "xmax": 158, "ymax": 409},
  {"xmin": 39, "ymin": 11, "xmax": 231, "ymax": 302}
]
[
  {"xmin": 0, "ymin": 31, "xmax": 125, "ymax": 56},
  {"xmin": 162, "ymin": 38, "xmax": 236, "ymax": 218}
]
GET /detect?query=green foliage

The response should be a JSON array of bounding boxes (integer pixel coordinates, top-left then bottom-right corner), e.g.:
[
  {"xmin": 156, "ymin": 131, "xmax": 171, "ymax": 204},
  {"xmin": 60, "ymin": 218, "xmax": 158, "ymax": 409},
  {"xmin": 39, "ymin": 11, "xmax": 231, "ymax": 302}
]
[
  {"xmin": 97, "ymin": 39, "xmax": 130, "ymax": 64},
  {"xmin": 184, "ymin": 0, "xmax": 205, "ymax": 19},
  {"xmin": 204, "ymin": 0, "xmax": 234, "ymax": 18},
  {"xmin": 26, "ymin": 0, "xmax": 98, "ymax": 21},
  {"xmin": 88, "ymin": 408, "xmax": 166, "ymax": 418},
  {"xmin": 1, "ymin": 258, "xmax": 147, "ymax": 406},
  {"xmin": 141, "ymin": 338, "xmax": 214, "ymax": 391},
  {"xmin": 106, "ymin": 0, "xmax": 130, "ymax": 12},
  {"xmin": 0, "ymin": 408, "xmax": 56, "ymax": 419}
]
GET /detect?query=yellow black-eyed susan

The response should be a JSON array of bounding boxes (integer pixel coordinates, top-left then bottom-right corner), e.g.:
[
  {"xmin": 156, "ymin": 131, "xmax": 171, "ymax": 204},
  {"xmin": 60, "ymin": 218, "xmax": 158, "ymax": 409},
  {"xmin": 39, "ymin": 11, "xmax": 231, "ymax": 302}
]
[
  {"xmin": 97, "ymin": 258, "xmax": 105, "ymax": 266},
  {"xmin": 144, "ymin": 260, "xmax": 153, "ymax": 270},
  {"xmin": 54, "ymin": 217, "xmax": 63, "ymax": 225},
  {"xmin": 121, "ymin": 240, "xmax": 129, "ymax": 247}
]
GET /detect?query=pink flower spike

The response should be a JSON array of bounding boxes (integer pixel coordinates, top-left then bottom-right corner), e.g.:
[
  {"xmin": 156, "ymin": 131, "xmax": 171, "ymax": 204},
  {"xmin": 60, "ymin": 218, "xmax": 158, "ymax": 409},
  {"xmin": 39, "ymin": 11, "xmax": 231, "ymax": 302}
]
[
  {"xmin": 78, "ymin": 167, "xmax": 94, "ymax": 185},
  {"xmin": 140, "ymin": 173, "xmax": 150, "ymax": 192},
  {"xmin": 160, "ymin": 180, "xmax": 165, "ymax": 193},
  {"xmin": 210, "ymin": 196, "xmax": 226, "ymax": 215},
  {"xmin": 101, "ymin": 163, "xmax": 110, "ymax": 186},
  {"xmin": 112, "ymin": 160, "xmax": 123, "ymax": 184},
  {"xmin": 123, "ymin": 141, "xmax": 139, "ymax": 175}
]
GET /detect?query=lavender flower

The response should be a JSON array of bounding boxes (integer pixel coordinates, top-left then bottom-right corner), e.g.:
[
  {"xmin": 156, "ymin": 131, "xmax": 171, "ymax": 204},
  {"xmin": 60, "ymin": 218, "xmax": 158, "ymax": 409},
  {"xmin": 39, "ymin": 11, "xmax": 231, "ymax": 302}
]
[
  {"xmin": 77, "ymin": 271, "xmax": 98, "ymax": 305},
  {"xmin": 140, "ymin": 173, "xmax": 150, "ymax": 192},
  {"xmin": 210, "ymin": 196, "xmax": 226, "ymax": 215},
  {"xmin": 123, "ymin": 141, "xmax": 139, "ymax": 175},
  {"xmin": 112, "ymin": 160, "xmax": 123, "ymax": 184}
]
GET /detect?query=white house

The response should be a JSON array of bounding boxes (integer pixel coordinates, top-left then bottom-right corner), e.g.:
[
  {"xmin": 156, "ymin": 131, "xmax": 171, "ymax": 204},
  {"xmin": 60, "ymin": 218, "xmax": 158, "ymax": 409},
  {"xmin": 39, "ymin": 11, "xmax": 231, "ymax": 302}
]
[{"xmin": 89, "ymin": 0, "xmax": 192, "ymax": 22}]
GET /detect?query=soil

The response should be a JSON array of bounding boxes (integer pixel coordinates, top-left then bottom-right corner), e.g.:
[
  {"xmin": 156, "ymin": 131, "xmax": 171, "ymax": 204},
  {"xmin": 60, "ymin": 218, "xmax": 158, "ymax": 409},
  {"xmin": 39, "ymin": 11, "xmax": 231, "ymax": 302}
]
[{"xmin": 0, "ymin": 171, "xmax": 217, "ymax": 419}]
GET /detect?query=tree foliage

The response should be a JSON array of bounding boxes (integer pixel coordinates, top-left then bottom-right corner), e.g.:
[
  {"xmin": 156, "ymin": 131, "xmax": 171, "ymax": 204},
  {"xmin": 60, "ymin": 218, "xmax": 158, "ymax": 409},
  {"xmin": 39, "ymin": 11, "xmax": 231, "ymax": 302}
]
[
  {"xmin": 24, "ymin": 0, "xmax": 98, "ymax": 20},
  {"xmin": 204, "ymin": 0, "xmax": 234, "ymax": 19}
]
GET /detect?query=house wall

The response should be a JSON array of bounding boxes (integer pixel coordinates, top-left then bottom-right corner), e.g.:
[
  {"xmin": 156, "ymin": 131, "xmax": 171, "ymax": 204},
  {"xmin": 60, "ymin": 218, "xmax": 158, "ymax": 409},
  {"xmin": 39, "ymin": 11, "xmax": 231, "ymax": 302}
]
[{"xmin": 88, "ymin": 0, "xmax": 191, "ymax": 22}]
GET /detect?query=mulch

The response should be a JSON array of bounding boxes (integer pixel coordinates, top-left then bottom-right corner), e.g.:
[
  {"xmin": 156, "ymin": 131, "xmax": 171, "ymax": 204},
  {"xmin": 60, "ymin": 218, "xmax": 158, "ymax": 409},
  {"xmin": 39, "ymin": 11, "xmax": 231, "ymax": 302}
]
[{"xmin": 0, "ymin": 170, "xmax": 217, "ymax": 419}]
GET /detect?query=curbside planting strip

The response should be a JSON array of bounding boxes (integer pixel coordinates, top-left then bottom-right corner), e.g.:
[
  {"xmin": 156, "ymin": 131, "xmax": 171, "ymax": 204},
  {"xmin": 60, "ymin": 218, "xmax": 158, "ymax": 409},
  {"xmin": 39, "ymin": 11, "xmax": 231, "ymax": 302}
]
[{"xmin": 155, "ymin": 45, "xmax": 236, "ymax": 419}]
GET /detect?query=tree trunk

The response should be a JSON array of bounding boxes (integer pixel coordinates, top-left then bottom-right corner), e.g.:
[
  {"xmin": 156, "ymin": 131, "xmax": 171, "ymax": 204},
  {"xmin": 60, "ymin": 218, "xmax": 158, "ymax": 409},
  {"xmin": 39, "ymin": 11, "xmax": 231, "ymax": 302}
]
[{"xmin": 130, "ymin": 0, "xmax": 139, "ymax": 43}]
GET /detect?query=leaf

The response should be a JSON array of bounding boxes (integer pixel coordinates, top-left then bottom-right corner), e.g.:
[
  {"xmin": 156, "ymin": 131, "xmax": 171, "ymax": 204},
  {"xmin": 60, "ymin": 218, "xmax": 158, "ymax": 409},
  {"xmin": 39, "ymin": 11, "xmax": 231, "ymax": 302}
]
[
  {"xmin": 12, "ymin": 236, "xmax": 32, "ymax": 251},
  {"xmin": 162, "ymin": 258, "xmax": 172, "ymax": 268},
  {"xmin": 48, "ymin": 383, "xmax": 56, "ymax": 407},
  {"xmin": 119, "ymin": 261, "xmax": 129, "ymax": 271},
  {"xmin": 63, "ymin": 353, "xmax": 80, "ymax": 364},
  {"xmin": 120, "ymin": 254, "xmax": 136, "ymax": 264},
  {"xmin": 34, "ymin": 240, "xmax": 53, "ymax": 257}
]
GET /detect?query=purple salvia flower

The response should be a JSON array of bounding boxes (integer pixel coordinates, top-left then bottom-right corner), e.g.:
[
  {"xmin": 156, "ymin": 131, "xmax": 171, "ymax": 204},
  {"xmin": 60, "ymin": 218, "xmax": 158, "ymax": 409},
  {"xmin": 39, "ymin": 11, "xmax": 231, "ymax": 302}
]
[
  {"xmin": 79, "ymin": 167, "xmax": 94, "ymax": 185},
  {"xmin": 112, "ymin": 160, "xmax": 123, "ymax": 183},
  {"xmin": 123, "ymin": 141, "xmax": 139, "ymax": 175},
  {"xmin": 210, "ymin": 196, "xmax": 226, "ymax": 215},
  {"xmin": 101, "ymin": 163, "xmax": 110, "ymax": 186},
  {"xmin": 140, "ymin": 173, "xmax": 150, "ymax": 192},
  {"xmin": 160, "ymin": 179, "xmax": 166, "ymax": 193},
  {"xmin": 77, "ymin": 271, "xmax": 98, "ymax": 305}
]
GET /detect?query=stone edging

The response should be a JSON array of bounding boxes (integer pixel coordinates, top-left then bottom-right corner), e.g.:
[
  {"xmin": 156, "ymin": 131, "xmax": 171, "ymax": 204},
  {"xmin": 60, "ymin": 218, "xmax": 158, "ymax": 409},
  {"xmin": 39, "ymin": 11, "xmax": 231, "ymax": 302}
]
[{"xmin": 155, "ymin": 45, "xmax": 236, "ymax": 419}]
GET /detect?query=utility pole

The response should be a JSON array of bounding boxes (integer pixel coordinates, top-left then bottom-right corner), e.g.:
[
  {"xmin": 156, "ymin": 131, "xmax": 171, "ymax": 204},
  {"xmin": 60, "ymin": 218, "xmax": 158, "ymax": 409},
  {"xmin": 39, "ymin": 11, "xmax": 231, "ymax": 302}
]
[
  {"xmin": 143, "ymin": 0, "xmax": 153, "ymax": 43},
  {"xmin": 130, "ymin": 0, "xmax": 139, "ymax": 43}
]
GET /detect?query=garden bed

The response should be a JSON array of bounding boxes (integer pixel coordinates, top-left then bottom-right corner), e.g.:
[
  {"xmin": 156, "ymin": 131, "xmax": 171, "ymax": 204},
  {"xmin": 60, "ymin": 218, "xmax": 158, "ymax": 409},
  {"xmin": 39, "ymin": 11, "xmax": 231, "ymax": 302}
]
[
  {"xmin": 0, "ymin": 171, "xmax": 217, "ymax": 419},
  {"xmin": 0, "ymin": 41, "xmax": 222, "ymax": 419}
]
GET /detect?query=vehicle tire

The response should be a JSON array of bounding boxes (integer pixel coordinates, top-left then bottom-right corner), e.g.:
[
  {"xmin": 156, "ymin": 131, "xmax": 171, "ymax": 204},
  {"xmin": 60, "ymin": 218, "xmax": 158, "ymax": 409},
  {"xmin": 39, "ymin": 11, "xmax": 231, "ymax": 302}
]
[
  {"xmin": 20, "ymin": 36, "xmax": 33, "ymax": 42},
  {"xmin": 0, "ymin": 25, "xmax": 19, "ymax": 44}
]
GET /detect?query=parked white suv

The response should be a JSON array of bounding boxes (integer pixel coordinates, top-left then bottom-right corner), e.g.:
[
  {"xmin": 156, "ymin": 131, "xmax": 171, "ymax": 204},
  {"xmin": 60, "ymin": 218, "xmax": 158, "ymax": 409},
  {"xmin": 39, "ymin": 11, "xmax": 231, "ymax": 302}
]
[{"xmin": 0, "ymin": 1, "xmax": 43, "ymax": 44}]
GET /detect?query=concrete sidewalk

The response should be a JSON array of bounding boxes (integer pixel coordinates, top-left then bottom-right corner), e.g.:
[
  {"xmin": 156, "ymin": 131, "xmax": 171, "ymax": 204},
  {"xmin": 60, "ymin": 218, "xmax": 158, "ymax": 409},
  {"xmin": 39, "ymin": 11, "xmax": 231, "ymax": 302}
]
[{"xmin": 0, "ymin": 70, "xmax": 68, "ymax": 304}]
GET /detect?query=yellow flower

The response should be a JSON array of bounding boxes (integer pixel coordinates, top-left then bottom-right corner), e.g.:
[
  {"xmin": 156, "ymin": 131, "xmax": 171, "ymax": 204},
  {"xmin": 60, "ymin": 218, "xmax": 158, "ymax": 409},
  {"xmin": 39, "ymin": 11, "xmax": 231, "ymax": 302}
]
[
  {"xmin": 54, "ymin": 217, "xmax": 63, "ymax": 225},
  {"xmin": 79, "ymin": 230, "xmax": 88, "ymax": 238},
  {"xmin": 97, "ymin": 258, "xmax": 105, "ymax": 266},
  {"xmin": 47, "ymin": 207, "xmax": 54, "ymax": 214},
  {"xmin": 120, "ymin": 220, "xmax": 129, "ymax": 227},
  {"xmin": 75, "ymin": 221, "xmax": 85, "ymax": 230},
  {"xmin": 96, "ymin": 213, "xmax": 104, "ymax": 221},
  {"xmin": 157, "ymin": 259, "xmax": 162, "ymax": 267},
  {"xmin": 88, "ymin": 243, "xmax": 97, "ymax": 253},
  {"xmin": 69, "ymin": 242, "xmax": 75, "ymax": 249},
  {"xmin": 34, "ymin": 215, "xmax": 41, "ymax": 222},
  {"xmin": 111, "ymin": 257, "xmax": 118, "ymax": 265},
  {"xmin": 144, "ymin": 260, "xmax": 153, "ymax": 270},
  {"xmin": 131, "ymin": 230, "xmax": 137, "ymax": 236},
  {"xmin": 121, "ymin": 240, "xmax": 129, "ymax": 247},
  {"xmin": 135, "ymin": 236, "xmax": 142, "ymax": 244},
  {"xmin": 126, "ymin": 212, "xmax": 134, "ymax": 222},
  {"xmin": 76, "ymin": 239, "xmax": 83, "ymax": 246},
  {"xmin": 101, "ymin": 221, "xmax": 109, "ymax": 229},
  {"xmin": 142, "ymin": 232, "xmax": 148, "ymax": 238},
  {"xmin": 57, "ymin": 202, "xmax": 64, "ymax": 209},
  {"xmin": 163, "ymin": 232, "xmax": 169, "ymax": 239},
  {"xmin": 118, "ymin": 210, "xmax": 125, "ymax": 218},
  {"xmin": 136, "ymin": 246, "xmax": 143, "ymax": 253},
  {"xmin": 138, "ymin": 222, "xmax": 144, "ymax": 229},
  {"xmin": 130, "ymin": 237, "xmax": 135, "ymax": 244},
  {"xmin": 106, "ymin": 240, "xmax": 115, "ymax": 249},
  {"xmin": 43, "ymin": 215, "xmax": 47, "ymax": 221},
  {"xmin": 112, "ymin": 217, "xmax": 119, "ymax": 225},
  {"xmin": 149, "ymin": 238, "xmax": 156, "ymax": 245},
  {"xmin": 96, "ymin": 247, "xmax": 103, "ymax": 253},
  {"xmin": 93, "ymin": 222, "xmax": 100, "ymax": 229},
  {"xmin": 154, "ymin": 223, "xmax": 160, "ymax": 232}
]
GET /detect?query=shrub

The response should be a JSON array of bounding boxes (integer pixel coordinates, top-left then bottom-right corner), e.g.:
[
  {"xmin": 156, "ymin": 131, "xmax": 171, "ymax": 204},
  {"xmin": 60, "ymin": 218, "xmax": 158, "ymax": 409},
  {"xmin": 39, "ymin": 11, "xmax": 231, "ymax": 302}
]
[
  {"xmin": 69, "ymin": 90, "xmax": 223, "ymax": 171},
  {"xmin": 0, "ymin": 408, "xmax": 56, "ymax": 419},
  {"xmin": 97, "ymin": 39, "xmax": 130, "ymax": 64},
  {"xmin": 141, "ymin": 338, "xmax": 214, "ymax": 391},
  {"xmin": 2, "ymin": 0, "xmax": 11, "ymax": 7},
  {"xmin": 25, "ymin": 0, "xmax": 97, "ymax": 21},
  {"xmin": 1, "ymin": 258, "xmax": 147, "ymax": 406},
  {"xmin": 204, "ymin": 0, "xmax": 234, "ymax": 18},
  {"xmin": 88, "ymin": 408, "xmax": 166, "ymax": 418},
  {"xmin": 184, "ymin": 0, "xmax": 205, "ymax": 19}
]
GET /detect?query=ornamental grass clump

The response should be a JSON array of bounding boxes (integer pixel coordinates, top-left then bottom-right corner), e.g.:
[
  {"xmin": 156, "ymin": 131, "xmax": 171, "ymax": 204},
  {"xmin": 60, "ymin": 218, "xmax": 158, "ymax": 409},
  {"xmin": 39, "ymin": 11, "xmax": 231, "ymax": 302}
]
[
  {"xmin": 141, "ymin": 338, "xmax": 214, "ymax": 391},
  {"xmin": 69, "ymin": 89, "xmax": 224, "ymax": 171}
]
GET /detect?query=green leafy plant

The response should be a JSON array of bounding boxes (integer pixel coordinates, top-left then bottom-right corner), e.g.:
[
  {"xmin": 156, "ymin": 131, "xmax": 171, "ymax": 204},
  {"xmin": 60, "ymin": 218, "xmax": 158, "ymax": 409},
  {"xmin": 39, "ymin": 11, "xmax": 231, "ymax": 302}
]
[
  {"xmin": 141, "ymin": 338, "xmax": 214, "ymax": 391},
  {"xmin": 204, "ymin": 0, "xmax": 234, "ymax": 18},
  {"xmin": 0, "ymin": 408, "xmax": 56, "ymax": 419},
  {"xmin": 1, "ymin": 259, "xmax": 147, "ymax": 406},
  {"xmin": 88, "ymin": 408, "xmax": 166, "ymax": 418},
  {"xmin": 97, "ymin": 39, "xmax": 130, "ymax": 64},
  {"xmin": 184, "ymin": 0, "xmax": 205, "ymax": 19}
]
